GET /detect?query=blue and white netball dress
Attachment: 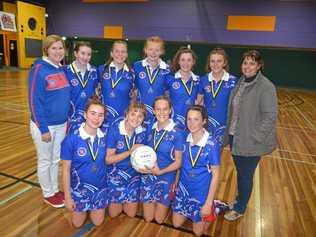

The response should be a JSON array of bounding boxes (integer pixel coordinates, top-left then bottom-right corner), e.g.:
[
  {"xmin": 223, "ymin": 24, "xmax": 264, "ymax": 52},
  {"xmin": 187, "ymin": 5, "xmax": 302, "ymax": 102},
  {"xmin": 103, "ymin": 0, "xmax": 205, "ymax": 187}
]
[
  {"xmin": 106, "ymin": 120, "xmax": 146, "ymax": 204},
  {"xmin": 61, "ymin": 124, "xmax": 107, "ymax": 212},
  {"xmin": 172, "ymin": 130, "xmax": 220, "ymax": 222},
  {"xmin": 64, "ymin": 63, "xmax": 99, "ymax": 133},
  {"xmin": 140, "ymin": 119, "xmax": 183, "ymax": 206},
  {"xmin": 132, "ymin": 59, "xmax": 170, "ymax": 125},
  {"xmin": 198, "ymin": 71, "xmax": 236, "ymax": 145},
  {"xmin": 98, "ymin": 62, "xmax": 134, "ymax": 127},
  {"xmin": 166, "ymin": 71, "xmax": 200, "ymax": 130}
]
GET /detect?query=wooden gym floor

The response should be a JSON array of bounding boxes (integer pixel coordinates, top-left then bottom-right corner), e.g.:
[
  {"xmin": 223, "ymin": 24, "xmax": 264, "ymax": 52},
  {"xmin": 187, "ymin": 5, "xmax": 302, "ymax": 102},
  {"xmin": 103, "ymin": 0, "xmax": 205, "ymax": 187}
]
[{"xmin": 0, "ymin": 69, "xmax": 315, "ymax": 237}]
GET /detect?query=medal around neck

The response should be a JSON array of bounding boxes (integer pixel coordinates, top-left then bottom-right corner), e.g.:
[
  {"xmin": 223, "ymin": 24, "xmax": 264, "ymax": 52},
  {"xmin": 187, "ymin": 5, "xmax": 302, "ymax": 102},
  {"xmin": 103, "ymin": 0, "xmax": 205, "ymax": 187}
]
[{"xmin": 131, "ymin": 145, "xmax": 157, "ymax": 170}]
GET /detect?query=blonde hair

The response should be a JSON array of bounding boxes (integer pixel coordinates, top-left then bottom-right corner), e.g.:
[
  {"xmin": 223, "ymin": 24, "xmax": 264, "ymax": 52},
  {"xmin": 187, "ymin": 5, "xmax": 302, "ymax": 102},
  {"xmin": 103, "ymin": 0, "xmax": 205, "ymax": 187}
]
[
  {"xmin": 105, "ymin": 40, "xmax": 128, "ymax": 66},
  {"xmin": 125, "ymin": 102, "xmax": 147, "ymax": 118},
  {"xmin": 42, "ymin": 34, "xmax": 65, "ymax": 56},
  {"xmin": 144, "ymin": 36, "xmax": 165, "ymax": 56}
]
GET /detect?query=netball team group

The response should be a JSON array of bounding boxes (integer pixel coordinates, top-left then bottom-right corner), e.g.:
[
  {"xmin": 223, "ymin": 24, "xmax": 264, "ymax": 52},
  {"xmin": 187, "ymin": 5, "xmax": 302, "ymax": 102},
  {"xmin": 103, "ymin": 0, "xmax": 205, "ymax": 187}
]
[{"xmin": 28, "ymin": 34, "xmax": 277, "ymax": 236}]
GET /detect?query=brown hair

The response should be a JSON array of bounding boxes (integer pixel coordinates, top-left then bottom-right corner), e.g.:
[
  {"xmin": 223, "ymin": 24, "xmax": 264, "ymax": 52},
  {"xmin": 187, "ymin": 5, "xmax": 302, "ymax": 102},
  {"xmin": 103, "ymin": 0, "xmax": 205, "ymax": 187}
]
[
  {"xmin": 144, "ymin": 36, "xmax": 165, "ymax": 56},
  {"xmin": 153, "ymin": 95, "xmax": 172, "ymax": 110},
  {"xmin": 105, "ymin": 40, "xmax": 129, "ymax": 66},
  {"xmin": 205, "ymin": 47, "xmax": 229, "ymax": 72},
  {"xmin": 125, "ymin": 102, "xmax": 147, "ymax": 118},
  {"xmin": 85, "ymin": 95, "xmax": 106, "ymax": 114},
  {"xmin": 186, "ymin": 105, "xmax": 208, "ymax": 130},
  {"xmin": 241, "ymin": 50, "xmax": 264, "ymax": 71},
  {"xmin": 74, "ymin": 41, "xmax": 92, "ymax": 52},
  {"xmin": 171, "ymin": 46, "xmax": 197, "ymax": 72},
  {"xmin": 42, "ymin": 34, "xmax": 65, "ymax": 56}
]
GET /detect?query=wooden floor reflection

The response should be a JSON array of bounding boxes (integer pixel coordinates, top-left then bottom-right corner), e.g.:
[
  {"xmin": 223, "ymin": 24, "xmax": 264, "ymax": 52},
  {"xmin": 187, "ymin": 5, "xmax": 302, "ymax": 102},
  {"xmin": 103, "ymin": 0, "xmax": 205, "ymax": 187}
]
[{"xmin": 0, "ymin": 69, "xmax": 315, "ymax": 237}]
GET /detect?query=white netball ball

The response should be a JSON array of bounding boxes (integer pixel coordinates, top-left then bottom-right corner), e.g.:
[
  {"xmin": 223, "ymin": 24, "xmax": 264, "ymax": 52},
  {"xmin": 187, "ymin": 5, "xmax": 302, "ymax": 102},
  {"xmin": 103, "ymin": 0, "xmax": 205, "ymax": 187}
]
[{"xmin": 131, "ymin": 145, "xmax": 157, "ymax": 170}]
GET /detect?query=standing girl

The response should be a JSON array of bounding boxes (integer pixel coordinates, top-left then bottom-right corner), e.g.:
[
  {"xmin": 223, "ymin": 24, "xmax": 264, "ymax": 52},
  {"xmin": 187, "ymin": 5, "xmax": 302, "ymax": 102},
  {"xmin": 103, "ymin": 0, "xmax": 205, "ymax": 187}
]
[
  {"xmin": 197, "ymin": 48, "xmax": 237, "ymax": 145},
  {"xmin": 166, "ymin": 47, "xmax": 200, "ymax": 130},
  {"xmin": 64, "ymin": 41, "xmax": 99, "ymax": 133},
  {"xmin": 172, "ymin": 105, "xmax": 220, "ymax": 236},
  {"xmin": 106, "ymin": 103, "xmax": 147, "ymax": 218},
  {"xmin": 28, "ymin": 34, "xmax": 70, "ymax": 208},
  {"xmin": 132, "ymin": 36, "xmax": 170, "ymax": 125},
  {"xmin": 140, "ymin": 95, "xmax": 183, "ymax": 223},
  {"xmin": 62, "ymin": 97, "xmax": 107, "ymax": 227},
  {"xmin": 98, "ymin": 41, "xmax": 134, "ymax": 127}
]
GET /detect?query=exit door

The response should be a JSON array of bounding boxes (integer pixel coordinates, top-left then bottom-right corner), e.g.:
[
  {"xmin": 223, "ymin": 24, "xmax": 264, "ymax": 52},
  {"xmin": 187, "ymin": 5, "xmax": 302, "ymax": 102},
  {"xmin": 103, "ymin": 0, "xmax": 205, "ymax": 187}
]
[{"xmin": 9, "ymin": 40, "xmax": 18, "ymax": 67}]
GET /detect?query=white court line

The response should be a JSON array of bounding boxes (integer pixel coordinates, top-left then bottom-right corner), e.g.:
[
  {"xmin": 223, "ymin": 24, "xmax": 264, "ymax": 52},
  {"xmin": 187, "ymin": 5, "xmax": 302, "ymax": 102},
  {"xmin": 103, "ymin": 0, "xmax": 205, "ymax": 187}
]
[
  {"xmin": 276, "ymin": 125, "xmax": 315, "ymax": 132},
  {"xmin": 0, "ymin": 185, "xmax": 32, "ymax": 205},
  {"xmin": 276, "ymin": 149, "xmax": 316, "ymax": 157},
  {"xmin": 291, "ymin": 100, "xmax": 316, "ymax": 130},
  {"xmin": 267, "ymin": 155, "xmax": 316, "ymax": 166}
]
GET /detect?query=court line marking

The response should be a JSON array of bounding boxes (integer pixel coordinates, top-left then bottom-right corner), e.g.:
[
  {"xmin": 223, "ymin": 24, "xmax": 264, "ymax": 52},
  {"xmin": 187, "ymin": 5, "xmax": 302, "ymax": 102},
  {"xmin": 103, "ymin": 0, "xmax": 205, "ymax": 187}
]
[
  {"xmin": 275, "ymin": 149, "xmax": 316, "ymax": 157},
  {"xmin": 0, "ymin": 170, "xmax": 38, "ymax": 190},
  {"xmin": 276, "ymin": 125, "xmax": 315, "ymax": 132},
  {"xmin": 0, "ymin": 171, "xmax": 40, "ymax": 188},
  {"xmin": 290, "ymin": 100, "xmax": 315, "ymax": 130},
  {"xmin": 0, "ymin": 185, "xmax": 32, "ymax": 206},
  {"xmin": 267, "ymin": 155, "xmax": 316, "ymax": 166}
]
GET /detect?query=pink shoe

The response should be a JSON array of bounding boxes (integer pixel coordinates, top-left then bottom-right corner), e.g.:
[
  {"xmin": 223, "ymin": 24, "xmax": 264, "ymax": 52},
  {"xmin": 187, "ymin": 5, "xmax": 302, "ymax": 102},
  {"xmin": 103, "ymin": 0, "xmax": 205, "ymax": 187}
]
[{"xmin": 44, "ymin": 194, "xmax": 64, "ymax": 208}]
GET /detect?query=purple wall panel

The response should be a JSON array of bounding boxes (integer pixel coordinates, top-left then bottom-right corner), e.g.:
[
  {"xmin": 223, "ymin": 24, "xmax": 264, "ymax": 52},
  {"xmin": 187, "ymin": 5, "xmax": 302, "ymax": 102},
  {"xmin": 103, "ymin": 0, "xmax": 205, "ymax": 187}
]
[{"xmin": 46, "ymin": 0, "xmax": 316, "ymax": 48}]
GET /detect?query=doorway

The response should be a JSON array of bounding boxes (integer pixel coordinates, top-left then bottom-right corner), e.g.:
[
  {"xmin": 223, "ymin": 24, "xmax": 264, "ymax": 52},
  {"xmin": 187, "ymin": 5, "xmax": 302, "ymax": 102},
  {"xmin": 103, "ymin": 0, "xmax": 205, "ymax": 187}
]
[{"xmin": 9, "ymin": 40, "xmax": 18, "ymax": 67}]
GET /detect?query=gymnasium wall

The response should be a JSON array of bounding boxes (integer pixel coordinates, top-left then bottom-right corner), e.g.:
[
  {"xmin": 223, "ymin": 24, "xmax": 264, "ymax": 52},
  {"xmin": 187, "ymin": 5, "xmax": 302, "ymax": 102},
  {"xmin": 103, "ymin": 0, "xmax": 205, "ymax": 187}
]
[
  {"xmin": 65, "ymin": 37, "xmax": 316, "ymax": 89},
  {"xmin": 46, "ymin": 0, "xmax": 316, "ymax": 49}
]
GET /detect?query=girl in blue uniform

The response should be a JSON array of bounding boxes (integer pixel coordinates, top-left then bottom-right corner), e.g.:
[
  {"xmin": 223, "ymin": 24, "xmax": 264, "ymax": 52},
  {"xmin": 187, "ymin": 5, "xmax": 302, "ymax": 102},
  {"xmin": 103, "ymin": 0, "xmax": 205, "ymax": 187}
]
[
  {"xmin": 64, "ymin": 41, "xmax": 99, "ymax": 133},
  {"xmin": 139, "ymin": 95, "xmax": 183, "ymax": 223},
  {"xmin": 132, "ymin": 36, "xmax": 170, "ymax": 125},
  {"xmin": 106, "ymin": 102, "xmax": 147, "ymax": 218},
  {"xmin": 197, "ymin": 48, "xmax": 237, "ymax": 146},
  {"xmin": 61, "ymin": 96, "xmax": 107, "ymax": 227},
  {"xmin": 98, "ymin": 41, "xmax": 134, "ymax": 128},
  {"xmin": 172, "ymin": 105, "xmax": 220, "ymax": 236},
  {"xmin": 166, "ymin": 47, "xmax": 200, "ymax": 130}
]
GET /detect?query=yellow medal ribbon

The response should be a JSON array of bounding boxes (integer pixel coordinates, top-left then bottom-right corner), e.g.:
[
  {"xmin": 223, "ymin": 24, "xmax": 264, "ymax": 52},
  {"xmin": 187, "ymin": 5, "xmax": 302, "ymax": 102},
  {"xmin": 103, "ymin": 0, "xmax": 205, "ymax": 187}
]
[
  {"xmin": 109, "ymin": 67, "xmax": 124, "ymax": 89},
  {"xmin": 145, "ymin": 66, "xmax": 160, "ymax": 85},
  {"xmin": 210, "ymin": 79, "xmax": 224, "ymax": 99},
  {"xmin": 71, "ymin": 63, "xmax": 91, "ymax": 88},
  {"xmin": 153, "ymin": 129, "xmax": 167, "ymax": 151},
  {"xmin": 124, "ymin": 135, "xmax": 136, "ymax": 150},
  {"xmin": 86, "ymin": 138, "xmax": 100, "ymax": 161},
  {"xmin": 189, "ymin": 145, "xmax": 203, "ymax": 168},
  {"xmin": 181, "ymin": 78, "xmax": 193, "ymax": 96}
]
